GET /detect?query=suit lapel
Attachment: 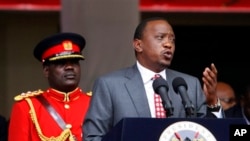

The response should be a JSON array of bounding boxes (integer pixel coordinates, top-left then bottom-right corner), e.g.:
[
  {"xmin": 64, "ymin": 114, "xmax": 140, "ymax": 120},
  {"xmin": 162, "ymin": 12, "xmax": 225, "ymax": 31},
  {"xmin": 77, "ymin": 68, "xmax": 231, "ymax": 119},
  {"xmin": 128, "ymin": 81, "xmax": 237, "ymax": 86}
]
[
  {"xmin": 165, "ymin": 69, "xmax": 177, "ymax": 85},
  {"xmin": 124, "ymin": 64, "xmax": 151, "ymax": 117}
]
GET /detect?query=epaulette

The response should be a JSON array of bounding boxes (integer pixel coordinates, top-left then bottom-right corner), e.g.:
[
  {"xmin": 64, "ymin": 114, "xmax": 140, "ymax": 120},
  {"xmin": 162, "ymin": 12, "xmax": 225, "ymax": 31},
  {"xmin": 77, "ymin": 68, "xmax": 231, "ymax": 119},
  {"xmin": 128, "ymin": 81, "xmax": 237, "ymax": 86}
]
[
  {"xmin": 14, "ymin": 89, "xmax": 44, "ymax": 101},
  {"xmin": 86, "ymin": 91, "xmax": 92, "ymax": 96}
]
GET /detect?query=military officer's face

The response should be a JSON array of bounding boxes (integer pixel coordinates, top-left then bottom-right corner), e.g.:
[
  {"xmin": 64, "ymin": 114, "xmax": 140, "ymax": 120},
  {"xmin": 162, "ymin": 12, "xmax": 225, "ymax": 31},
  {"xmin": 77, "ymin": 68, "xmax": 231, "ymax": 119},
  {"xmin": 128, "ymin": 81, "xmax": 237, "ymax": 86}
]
[{"xmin": 43, "ymin": 58, "xmax": 81, "ymax": 92}]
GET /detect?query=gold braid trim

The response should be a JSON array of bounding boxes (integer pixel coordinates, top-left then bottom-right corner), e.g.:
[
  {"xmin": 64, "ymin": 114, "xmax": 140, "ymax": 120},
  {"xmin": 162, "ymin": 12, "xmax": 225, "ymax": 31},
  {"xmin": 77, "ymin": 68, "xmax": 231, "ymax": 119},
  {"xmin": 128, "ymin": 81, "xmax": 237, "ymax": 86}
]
[{"xmin": 25, "ymin": 98, "xmax": 75, "ymax": 141}]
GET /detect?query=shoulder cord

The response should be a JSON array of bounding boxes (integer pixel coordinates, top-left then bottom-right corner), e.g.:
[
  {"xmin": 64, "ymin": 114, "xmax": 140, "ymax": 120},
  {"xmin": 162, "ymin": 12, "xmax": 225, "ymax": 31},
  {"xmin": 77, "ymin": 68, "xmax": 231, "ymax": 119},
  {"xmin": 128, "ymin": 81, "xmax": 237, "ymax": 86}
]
[{"xmin": 25, "ymin": 98, "xmax": 75, "ymax": 141}]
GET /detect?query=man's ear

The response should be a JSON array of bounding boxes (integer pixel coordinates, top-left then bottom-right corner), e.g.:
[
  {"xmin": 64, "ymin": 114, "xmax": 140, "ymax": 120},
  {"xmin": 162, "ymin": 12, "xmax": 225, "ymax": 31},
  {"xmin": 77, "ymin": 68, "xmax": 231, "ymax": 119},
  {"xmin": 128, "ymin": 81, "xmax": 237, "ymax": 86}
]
[
  {"xmin": 43, "ymin": 65, "xmax": 49, "ymax": 78},
  {"xmin": 133, "ymin": 39, "xmax": 143, "ymax": 52}
]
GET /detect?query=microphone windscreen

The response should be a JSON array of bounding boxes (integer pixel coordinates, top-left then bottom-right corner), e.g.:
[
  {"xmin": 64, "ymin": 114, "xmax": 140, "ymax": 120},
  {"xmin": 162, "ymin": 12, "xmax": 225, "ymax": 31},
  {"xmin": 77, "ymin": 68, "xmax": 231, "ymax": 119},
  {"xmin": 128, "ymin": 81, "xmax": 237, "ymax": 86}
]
[
  {"xmin": 172, "ymin": 77, "xmax": 188, "ymax": 93},
  {"xmin": 153, "ymin": 77, "xmax": 169, "ymax": 93}
]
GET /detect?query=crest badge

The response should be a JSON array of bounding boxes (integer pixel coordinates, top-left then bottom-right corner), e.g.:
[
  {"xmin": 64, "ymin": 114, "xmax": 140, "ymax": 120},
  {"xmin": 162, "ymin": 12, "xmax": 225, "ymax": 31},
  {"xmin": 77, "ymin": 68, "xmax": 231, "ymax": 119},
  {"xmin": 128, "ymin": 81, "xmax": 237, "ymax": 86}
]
[{"xmin": 62, "ymin": 40, "xmax": 73, "ymax": 50}]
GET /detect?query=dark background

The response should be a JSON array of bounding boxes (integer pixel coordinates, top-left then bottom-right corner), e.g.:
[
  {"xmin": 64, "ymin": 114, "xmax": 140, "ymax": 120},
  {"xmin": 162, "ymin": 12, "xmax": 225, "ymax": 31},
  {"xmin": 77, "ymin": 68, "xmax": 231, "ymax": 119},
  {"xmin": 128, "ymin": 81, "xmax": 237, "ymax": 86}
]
[{"xmin": 171, "ymin": 25, "xmax": 250, "ymax": 96}]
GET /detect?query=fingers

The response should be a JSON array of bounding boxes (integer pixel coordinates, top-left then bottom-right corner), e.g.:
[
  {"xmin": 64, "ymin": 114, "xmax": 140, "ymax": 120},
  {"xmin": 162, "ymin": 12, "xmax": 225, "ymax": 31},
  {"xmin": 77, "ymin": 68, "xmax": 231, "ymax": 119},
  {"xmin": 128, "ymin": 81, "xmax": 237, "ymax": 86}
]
[
  {"xmin": 203, "ymin": 63, "xmax": 217, "ymax": 85},
  {"xmin": 210, "ymin": 63, "xmax": 218, "ymax": 77},
  {"xmin": 202, "ymin": 63, "xmax": 218, "ymax": 104},
  {"xmin": 203, "ymin": 68, "xmax": 213, "ymax": 86},
  {"xmin": 202, "ymin": 82, "xmax": 208, "ymax": 96}
]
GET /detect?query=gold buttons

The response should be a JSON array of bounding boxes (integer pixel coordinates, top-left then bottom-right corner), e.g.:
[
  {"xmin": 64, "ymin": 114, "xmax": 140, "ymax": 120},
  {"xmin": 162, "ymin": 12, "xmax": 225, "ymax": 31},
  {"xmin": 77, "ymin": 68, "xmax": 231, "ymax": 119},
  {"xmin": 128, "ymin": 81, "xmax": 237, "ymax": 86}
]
[
  {"xmin": 64, "ymin": 104, "xmax": 70, "ymax": 109},
  {"xmin": 66, "ymin": 124, "xmax": 72, "ymax": 129}
]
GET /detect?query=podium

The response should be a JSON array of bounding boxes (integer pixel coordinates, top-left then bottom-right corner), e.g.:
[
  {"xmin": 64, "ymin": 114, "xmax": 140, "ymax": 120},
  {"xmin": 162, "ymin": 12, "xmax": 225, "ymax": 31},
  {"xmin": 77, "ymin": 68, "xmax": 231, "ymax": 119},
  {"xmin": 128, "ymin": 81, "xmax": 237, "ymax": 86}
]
[{"xmin": 102, "ymin": 118, "xmax": 246, "ymax": 141}]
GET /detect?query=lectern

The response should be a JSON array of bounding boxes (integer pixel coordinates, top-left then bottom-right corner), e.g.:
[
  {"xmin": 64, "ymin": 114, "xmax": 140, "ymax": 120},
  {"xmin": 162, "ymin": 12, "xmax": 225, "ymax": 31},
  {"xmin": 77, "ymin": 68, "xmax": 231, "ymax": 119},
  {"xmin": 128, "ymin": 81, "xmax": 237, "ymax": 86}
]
[{"xmin": 102, "ymin": 118, "xmax": 246, "ymax": 141}]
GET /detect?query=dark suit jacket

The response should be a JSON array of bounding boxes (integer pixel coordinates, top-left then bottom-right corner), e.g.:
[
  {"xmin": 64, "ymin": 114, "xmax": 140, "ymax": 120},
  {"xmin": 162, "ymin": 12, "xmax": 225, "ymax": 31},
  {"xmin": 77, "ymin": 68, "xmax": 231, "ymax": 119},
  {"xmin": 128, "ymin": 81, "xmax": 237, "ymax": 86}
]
[
  {"xmin": 224, "ymin": 103, "xmax": 243, "ymax": 118},
  {"xmin": 83, "ymin": 64, "xmax": 212, "ymax": 141},
  {"xmin": 0, "ymin": 115, "xmax": 7, "ymax": 141}
]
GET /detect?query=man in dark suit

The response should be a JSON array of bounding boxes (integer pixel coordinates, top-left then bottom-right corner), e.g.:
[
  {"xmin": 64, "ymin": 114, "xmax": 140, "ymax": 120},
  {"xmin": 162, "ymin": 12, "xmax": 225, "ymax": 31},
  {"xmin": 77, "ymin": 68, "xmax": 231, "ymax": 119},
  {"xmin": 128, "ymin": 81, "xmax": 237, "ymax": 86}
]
[
  {"xmin": 216, "ymin": 81, "xmax": 237, "ymax": 110},
  {"xmin": 224, "ymin": 84, "xmax": 250, "ymax": 124},
  {"xmin": 215, "ymin": 81, "xmax": 242, "ymax": 118},
  {"xmin": 83, "ymin": 17, "xmax": 220, "ymax": 141}
]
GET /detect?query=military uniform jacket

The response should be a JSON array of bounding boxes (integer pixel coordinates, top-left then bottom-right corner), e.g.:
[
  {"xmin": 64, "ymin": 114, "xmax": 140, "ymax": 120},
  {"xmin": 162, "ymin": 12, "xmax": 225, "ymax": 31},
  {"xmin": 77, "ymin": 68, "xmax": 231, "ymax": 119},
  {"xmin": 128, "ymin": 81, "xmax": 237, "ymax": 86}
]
[{"xmin": 8, "ymin": 87, "xmax": 91, "ymax": 141}]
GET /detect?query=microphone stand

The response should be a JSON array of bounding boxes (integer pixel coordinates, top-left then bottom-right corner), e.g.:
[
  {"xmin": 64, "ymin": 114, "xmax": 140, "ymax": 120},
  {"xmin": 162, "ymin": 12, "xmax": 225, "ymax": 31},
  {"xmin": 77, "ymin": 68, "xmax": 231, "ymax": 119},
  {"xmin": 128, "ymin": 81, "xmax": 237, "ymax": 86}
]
[
  {"xmin": 162, "ymin": 101, "xmax": 174, "ymax": 117},
  {"xmin": 184, "ymin": 103, "xmax": 194, "ymax": 118}
]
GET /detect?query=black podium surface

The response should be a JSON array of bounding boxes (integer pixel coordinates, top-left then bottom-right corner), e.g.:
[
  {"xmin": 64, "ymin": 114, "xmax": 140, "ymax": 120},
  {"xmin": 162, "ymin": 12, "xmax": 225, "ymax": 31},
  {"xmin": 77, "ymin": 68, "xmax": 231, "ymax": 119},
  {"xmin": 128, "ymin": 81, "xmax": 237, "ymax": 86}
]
[{"xmin": 102, "ymin": 118, "xmax": 246, "ymax": 141}]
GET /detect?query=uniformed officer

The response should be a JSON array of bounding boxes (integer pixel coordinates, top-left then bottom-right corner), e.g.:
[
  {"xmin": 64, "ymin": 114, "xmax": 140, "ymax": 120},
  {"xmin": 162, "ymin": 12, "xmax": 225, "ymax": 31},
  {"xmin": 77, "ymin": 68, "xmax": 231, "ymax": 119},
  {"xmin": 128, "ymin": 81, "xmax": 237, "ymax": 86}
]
[{"xmin": 8, "ymin": 32, "xmax": 91, "ymax": 141}]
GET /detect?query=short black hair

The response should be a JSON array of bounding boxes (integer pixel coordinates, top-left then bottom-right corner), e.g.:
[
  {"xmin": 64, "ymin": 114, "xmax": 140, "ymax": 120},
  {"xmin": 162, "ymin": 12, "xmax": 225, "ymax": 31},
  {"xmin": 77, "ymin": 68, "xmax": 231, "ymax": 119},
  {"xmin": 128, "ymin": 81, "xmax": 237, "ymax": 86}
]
[{"xmin": 133, "ymin": 17, "xmax": 168, "ymax": 40}]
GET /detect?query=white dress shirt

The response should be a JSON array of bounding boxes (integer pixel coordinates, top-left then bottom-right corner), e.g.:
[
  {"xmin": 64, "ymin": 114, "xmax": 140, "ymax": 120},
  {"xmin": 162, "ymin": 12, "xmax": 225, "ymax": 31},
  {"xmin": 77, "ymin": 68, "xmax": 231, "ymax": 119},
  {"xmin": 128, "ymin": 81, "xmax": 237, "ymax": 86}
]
[{"xmin": 136, "ymin": 61, "xmax": 167, "ymax": 118}]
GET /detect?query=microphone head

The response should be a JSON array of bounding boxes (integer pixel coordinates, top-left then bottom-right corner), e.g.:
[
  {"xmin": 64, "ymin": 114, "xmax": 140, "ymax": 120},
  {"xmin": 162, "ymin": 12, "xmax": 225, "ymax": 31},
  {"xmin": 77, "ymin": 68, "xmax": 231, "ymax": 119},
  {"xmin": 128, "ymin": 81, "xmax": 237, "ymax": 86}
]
[
  {"xmin": 153, "ymin": 76, "xmax": 169, "ymax": 94},
  {"xmin": 172, "ymin": 77, "xmax": 188, "ymax": 93}
]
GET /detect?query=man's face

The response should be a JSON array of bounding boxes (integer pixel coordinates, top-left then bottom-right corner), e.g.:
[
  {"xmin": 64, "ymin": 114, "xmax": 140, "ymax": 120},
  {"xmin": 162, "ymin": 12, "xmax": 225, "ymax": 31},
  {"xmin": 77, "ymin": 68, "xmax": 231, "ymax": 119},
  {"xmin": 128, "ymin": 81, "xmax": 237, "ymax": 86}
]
[
  {"xmin": 44, "ymin": 58, "xmax": 81, "ymax": 92},
  {"xmin": 135, "ymin": 20, "xmax": 175, "ymax": 72}
]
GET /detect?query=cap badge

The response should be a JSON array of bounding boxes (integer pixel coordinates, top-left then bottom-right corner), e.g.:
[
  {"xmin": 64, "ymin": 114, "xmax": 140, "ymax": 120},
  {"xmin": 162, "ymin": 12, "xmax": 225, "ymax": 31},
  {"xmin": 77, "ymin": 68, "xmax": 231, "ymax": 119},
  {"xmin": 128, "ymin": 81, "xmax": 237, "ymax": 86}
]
[{"xmin": 62, "ymin": 40, "xmax": 73, "ymax": 51}]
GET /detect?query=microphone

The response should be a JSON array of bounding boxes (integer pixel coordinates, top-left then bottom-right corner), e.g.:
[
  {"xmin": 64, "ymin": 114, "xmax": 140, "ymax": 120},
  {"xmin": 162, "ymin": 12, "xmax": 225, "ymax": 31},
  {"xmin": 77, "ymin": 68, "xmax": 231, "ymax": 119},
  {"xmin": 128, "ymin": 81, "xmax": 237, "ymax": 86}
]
[
  {"xmin": 172, "ymin": 77, "xmax": 194, "ymax": 117},
  {"xmin": 153, "ymin": 76, "xmax": 174, "ymax": 117}
]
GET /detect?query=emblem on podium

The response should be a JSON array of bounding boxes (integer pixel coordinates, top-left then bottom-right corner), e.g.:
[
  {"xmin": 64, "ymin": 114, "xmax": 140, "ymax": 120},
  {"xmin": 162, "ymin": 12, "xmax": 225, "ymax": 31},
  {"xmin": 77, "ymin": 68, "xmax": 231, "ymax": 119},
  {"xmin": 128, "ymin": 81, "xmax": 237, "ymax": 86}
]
[{"xmin": 159, "ymin": 121, "xmax": 216, "ymax": 141}]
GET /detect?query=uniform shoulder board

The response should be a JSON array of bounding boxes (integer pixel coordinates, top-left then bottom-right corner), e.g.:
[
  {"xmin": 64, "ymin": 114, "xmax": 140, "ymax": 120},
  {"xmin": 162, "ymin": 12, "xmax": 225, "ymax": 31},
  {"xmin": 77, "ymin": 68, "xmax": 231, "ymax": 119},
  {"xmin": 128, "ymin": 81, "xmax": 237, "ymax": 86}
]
[
  {"xmin": 86, "ymin": 91, "xmax": 92, "ymax": 96},
  {"xmin": 14, "ymin": 89, "xmax": 44, "ymax": 101}
]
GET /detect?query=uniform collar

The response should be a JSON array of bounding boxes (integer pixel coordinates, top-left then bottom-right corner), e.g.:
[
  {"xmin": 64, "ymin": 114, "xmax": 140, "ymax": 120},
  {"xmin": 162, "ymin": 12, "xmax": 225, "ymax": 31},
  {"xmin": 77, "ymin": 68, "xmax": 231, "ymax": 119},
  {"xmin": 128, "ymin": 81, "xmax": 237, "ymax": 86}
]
[{"xmin": 46, "ymin": 87, "xmax": 82, "ymax": 102}]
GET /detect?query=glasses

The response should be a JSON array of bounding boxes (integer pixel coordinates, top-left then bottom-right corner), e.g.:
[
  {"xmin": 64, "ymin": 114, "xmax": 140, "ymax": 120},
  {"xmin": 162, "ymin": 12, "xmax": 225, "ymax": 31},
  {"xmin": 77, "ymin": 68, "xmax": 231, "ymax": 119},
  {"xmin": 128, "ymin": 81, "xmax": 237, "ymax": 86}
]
[{"xmin": 219, "ymin": 98, "xmax": 236, "ymax": 104}]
